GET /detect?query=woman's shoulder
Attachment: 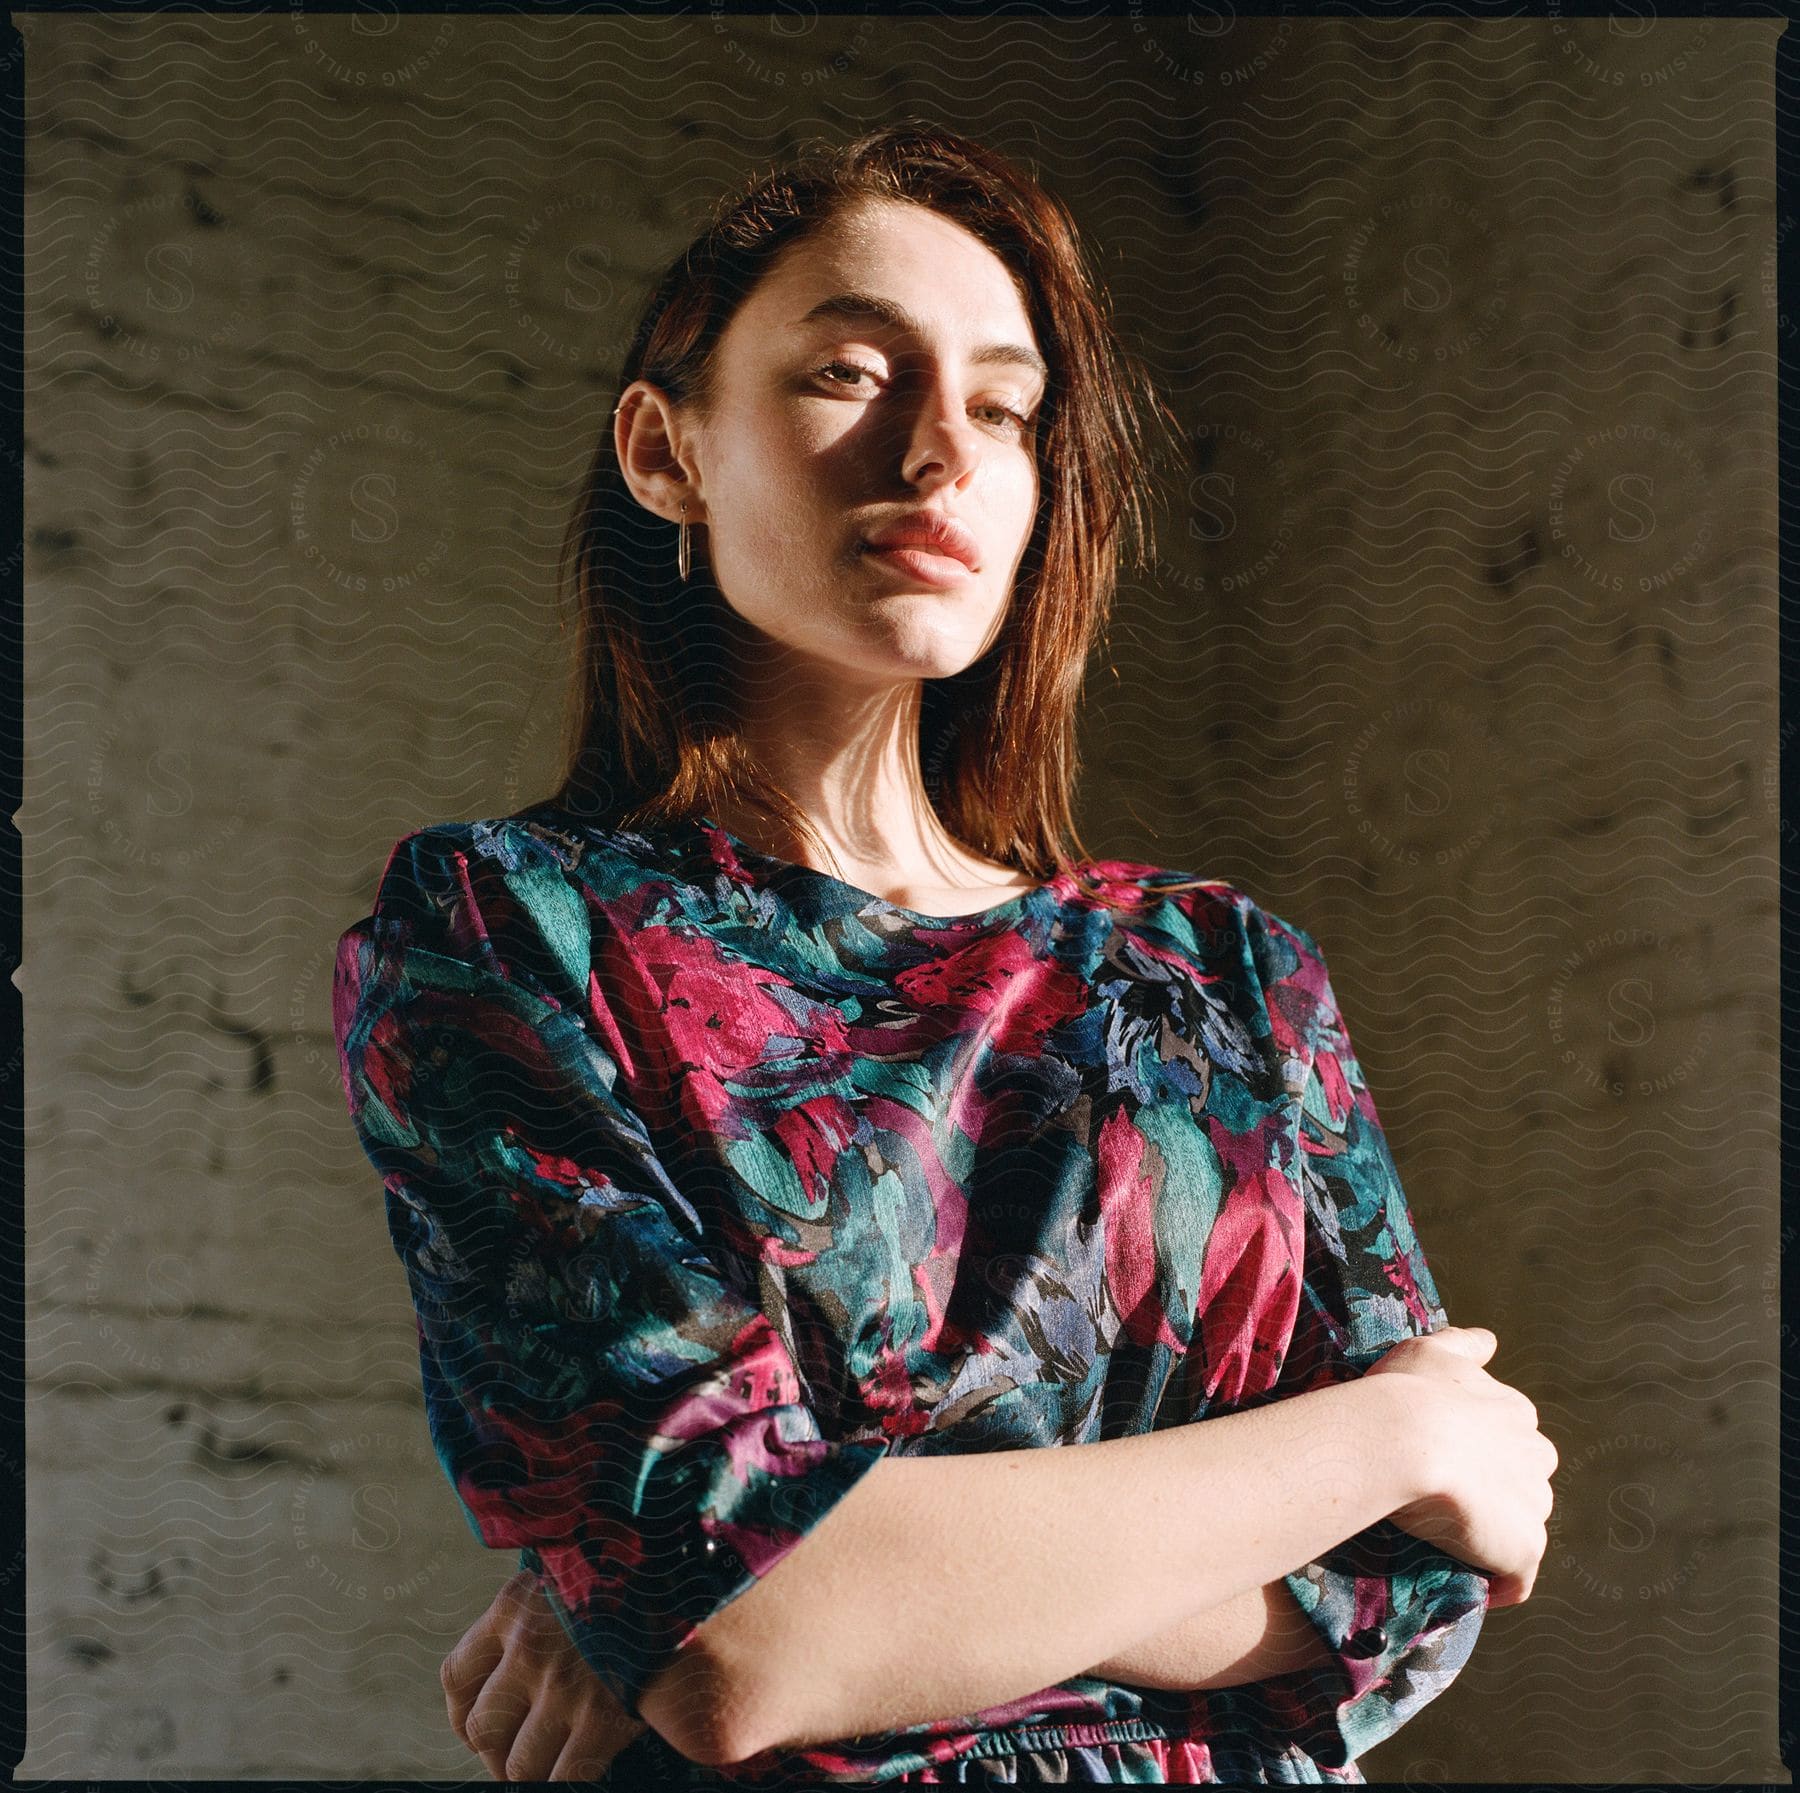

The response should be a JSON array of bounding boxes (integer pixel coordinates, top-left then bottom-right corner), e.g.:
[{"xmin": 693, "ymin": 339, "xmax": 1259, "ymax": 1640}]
[
  {"xmin": 1093, "ymin": 858, "xmax": 1330, "ymax": 1012},
  {"xmin": 373, "ymin": 804, "xmax": 683, "ymax": 901},
  {"xmin": 350, "ymin": 806, "xmax": 688, "ymax": 1013},
  {"xmin": 1087, "ymin": 854, "xmax": 1316, "ymax": 945}
]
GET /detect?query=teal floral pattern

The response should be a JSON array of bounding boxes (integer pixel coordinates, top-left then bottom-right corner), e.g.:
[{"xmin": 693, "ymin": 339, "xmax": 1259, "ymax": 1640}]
[{"xmin": 332, "ymin": 806, "xmax": 1488, "ymax": 1784}]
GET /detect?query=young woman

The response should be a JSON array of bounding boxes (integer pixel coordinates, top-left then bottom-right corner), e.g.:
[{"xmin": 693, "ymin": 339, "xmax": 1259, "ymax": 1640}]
[{"xmin": 332, "ymin": 124, "xmax": 1555, "ymax": 1785}]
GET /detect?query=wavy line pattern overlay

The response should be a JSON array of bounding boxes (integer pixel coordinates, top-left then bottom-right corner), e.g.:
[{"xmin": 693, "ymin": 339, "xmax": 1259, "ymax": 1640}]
[{"xmin": 17, "ymin": 10, "xmax": 1785, "ymax": 1783}]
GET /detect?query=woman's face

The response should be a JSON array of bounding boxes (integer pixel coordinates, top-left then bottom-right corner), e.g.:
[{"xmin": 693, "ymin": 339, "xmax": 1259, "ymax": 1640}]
[{"xmin": 663, "ymin": 198, "xmax": 1047, "ymax": 687}]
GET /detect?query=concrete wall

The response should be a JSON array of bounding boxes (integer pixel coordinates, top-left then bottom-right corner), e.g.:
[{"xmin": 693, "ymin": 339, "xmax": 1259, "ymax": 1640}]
[{"xmin": 19, "ymin": 11, "xmax": 1783, "ymax": 1780}]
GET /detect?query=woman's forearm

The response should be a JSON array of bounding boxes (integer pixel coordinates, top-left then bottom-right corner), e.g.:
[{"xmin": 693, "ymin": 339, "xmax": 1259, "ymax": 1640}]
[
  {"xmin": 647, "ymin": 1374, "xmax": 1423, "ymax": 1764},
  {"xmin": 1088, "ymin": 1577, "xmax": 1337, "ymax": 1690}
]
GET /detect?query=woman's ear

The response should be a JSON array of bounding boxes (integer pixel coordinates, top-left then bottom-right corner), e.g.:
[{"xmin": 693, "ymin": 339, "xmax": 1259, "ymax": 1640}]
[{"xmin": 615, "ymin": 381, "xmax": 704, "ymax": 526}]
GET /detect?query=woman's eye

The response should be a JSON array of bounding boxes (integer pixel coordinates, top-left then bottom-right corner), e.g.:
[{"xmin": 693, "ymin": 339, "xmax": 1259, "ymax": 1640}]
[
  {"xmin": 977, "ymin": 401, "xmax": 1032, "ymax": 433},
  {"xmin": 817, "ymin": 360, "xmax": 881, "ymax": 389},
  {"xmin": 815, "ymin": 364, "xmax": 1034, "ymax": 436}
]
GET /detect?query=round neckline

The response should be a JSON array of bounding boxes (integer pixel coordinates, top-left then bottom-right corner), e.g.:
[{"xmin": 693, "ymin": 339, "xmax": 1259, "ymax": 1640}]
[{"xmin": 694, "ymin": 813, "xmax": 1068, "ymax": 928}]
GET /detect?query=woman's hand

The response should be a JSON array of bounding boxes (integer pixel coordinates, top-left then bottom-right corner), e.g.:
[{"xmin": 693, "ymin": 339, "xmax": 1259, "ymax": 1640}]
[
  {"xmin": 1363, "ymin": 1324, "xmax": 1559, "ymax": 1611},
  {"xmin": 441, "ymin": 1568, "xmax": 649, "ymax": 1781}
]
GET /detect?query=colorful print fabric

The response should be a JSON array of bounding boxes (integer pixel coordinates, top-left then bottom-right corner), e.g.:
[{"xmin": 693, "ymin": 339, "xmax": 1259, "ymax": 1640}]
[{"xmin": 331, "ymin": 806, "xmax": 1489, "ymax": 1785}]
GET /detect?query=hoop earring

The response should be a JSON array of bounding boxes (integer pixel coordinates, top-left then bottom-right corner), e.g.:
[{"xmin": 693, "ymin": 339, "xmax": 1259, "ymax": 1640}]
[{"xmin": 677, "ymin": 500, "xmax": 692, "ymax": 582}]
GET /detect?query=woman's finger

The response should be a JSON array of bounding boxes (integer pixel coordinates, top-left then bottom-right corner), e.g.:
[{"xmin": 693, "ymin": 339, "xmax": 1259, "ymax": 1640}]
[
  {"xmin": 505, "ymin": 1711, "xmax": 572, "ymax": 1785},
  {"xmin": 550, "ymin": 1721, "xmax": 634, "ymax": 1783},
  {"xmin": 1487, "ymin": 1569, "xmax": 1525, "ymax": 1609},
  {"xmin": 465, "ymin": 1675, "xmax": 530, "ymax": 1775},
  {"xmin": 555, "ymin": 1694, "xmax": 648, "ymax": 1781},
  {"xmin": 443, "ymin": 1627, "xmax": 506, "ymax": 1746},
  {"xmin": 1424, "ymin": 1324, "xmax": 1495, "ymax": 1361}
]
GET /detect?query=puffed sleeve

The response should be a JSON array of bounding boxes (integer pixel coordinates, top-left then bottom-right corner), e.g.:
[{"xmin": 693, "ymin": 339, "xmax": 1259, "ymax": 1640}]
[
  {"xmin": 330, "ymin": 823, "xmax": 891, "ymax": 1729},
  {"xmin": 1244, "ymin": 907, "xmax": 1491, "ymax": 1774}
]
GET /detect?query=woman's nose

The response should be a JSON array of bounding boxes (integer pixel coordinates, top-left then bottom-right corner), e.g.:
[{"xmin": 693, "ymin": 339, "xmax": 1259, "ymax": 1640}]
[{"xmin": 902, "ymin": 389, "xmax": 982, "ymax": 485}]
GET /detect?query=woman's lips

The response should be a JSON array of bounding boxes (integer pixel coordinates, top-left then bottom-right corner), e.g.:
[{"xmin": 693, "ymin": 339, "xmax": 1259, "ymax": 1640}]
[{"xmin": 861, "ymin": 543, "xmax": 976, "ymax": 588}]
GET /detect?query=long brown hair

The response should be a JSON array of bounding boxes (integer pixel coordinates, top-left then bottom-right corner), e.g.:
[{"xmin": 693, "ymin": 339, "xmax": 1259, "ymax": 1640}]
[{"xmin": 531, "ymin": 121, "xmax": 1206, "ymax": 907}]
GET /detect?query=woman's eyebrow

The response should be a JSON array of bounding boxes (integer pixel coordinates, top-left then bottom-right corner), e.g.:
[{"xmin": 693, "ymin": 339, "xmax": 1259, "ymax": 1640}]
[{"xmin": 790, "ymin": 289, "xmax": 1049, "ymax": 386}]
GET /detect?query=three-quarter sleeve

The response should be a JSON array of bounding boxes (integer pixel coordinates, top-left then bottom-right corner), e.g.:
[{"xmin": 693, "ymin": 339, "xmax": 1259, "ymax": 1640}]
[
  {"xmin": 1246, "ymin": 908, "xmax": 1490, "ymax": 1773},
  {"xmin": 330, "ymin": 824, "xmax": 891, "ymax": 1729}
]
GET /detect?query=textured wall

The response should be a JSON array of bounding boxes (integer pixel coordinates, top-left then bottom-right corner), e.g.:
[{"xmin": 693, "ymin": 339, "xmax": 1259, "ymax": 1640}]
[{"xmin": 20, "ymin": 11, "xmax": 1782, "ymax": 1782}]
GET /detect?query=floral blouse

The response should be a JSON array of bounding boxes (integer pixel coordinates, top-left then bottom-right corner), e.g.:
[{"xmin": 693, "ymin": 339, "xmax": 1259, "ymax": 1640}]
[{"xmin": 331, "ymin": 805, "xmax": 1489, "ymax": 1785}]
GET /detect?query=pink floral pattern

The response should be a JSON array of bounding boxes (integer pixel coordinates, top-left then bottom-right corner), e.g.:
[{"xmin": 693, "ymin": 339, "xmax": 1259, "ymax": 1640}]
[{"xmin": 332, "ymin": 807, "xmax": 1488, "ymax": 1785}]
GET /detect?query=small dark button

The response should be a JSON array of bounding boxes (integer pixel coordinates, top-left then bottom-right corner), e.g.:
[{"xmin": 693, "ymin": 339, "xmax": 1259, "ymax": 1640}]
[{"xmin": 1343, "ymin": 1623, "xmax": 1389, "ymax": 1658}]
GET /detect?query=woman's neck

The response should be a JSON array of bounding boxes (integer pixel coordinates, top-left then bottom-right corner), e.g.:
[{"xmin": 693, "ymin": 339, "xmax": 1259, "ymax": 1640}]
[{"xmin": 705, "ymin": 793, "xmax": 1029, "ymax": 910}]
